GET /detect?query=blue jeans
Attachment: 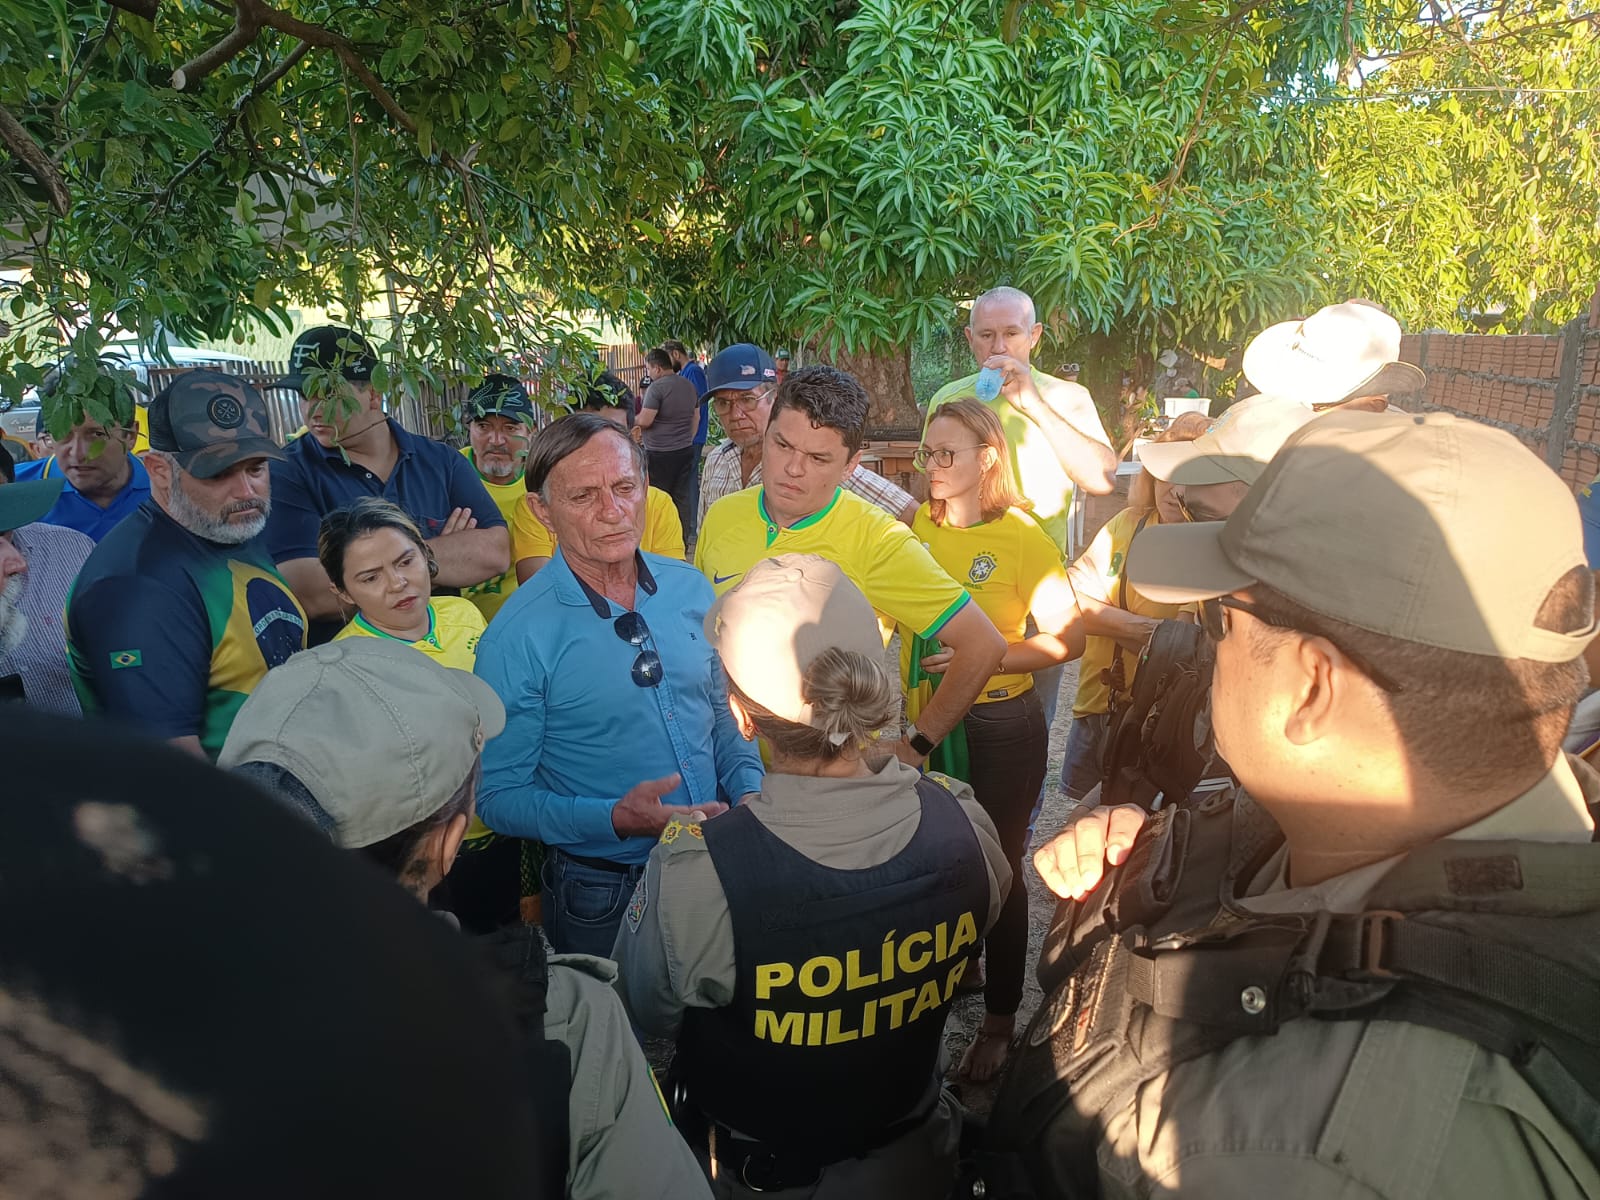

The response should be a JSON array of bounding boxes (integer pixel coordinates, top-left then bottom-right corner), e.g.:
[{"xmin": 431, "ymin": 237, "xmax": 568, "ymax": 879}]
[
  {"xmin": 1061, "ymin": 710, "xmax": 1110, "ymax": 801},
  {"xmin": 686, "ymin": 442, "xmax": 705, "ymax": 540},
  {"xmin": 541, "ymin": 850, "xmax": 645, "ymax": 959},
  {"xmin": 1024, "ymin": 661, "xmax": 1067, "ymax": 836}
]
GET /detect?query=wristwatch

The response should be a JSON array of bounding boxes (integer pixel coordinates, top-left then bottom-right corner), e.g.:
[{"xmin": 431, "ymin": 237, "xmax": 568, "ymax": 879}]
[{"xmin": 906, "ymin": 723, "xmax": 938, "ymax": 758}]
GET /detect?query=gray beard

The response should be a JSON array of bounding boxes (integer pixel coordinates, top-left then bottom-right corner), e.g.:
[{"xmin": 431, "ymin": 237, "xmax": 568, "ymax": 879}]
[
  {"xmin": 0, "ymin": 573, "xmax": 26, "ymax": 657},
  {"xmin": 167, "ymin": 477, "xmax": 270, "ymax": 545}
]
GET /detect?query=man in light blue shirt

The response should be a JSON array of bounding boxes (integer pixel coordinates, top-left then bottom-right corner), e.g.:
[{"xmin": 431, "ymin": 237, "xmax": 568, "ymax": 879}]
[{"xmin": 477, "ymin": 411, "xmax": 763, "ymax": 957}]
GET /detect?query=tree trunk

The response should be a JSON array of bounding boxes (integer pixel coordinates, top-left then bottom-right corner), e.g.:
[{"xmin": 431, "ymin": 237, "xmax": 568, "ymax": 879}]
[{"xmin": 811, "ymin": 341, "xmax": 920, "ymax": 437}]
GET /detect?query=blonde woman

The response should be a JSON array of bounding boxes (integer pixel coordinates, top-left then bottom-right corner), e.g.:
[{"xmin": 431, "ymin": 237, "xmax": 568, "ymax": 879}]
[
  {"xmin": 1060, "ymin": 412, "xmax": 1211, "ymax": 804},
  {"xmin": 612, "ymin": 556, "xmax": 1011, "ymax": 1200},
  {"xmin": 911, "ymin": 397, "xmax": 1084, "ymax": 1082}
]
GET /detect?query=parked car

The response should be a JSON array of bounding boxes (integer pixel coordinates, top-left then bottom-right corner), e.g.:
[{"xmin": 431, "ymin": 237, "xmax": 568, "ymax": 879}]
[{"xmin": 0, "ymin": 345, "xmax": 265, "ymax": 450}]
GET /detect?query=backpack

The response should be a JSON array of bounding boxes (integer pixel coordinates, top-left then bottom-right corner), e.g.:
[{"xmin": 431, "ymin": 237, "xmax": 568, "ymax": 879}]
[
  {"xmin": 967, "ymin": 821, "xmax": 1600, "ymax": 1200},
  {"xmin": 1099, "ymin": 618, "xmax": 1219, "ymax": 810}
]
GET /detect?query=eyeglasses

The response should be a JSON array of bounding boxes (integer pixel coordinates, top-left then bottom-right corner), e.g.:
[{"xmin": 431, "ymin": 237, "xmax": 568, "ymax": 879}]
[
  {"xmin": 1199, "ymin": 596, "xmax": 1404, "ymax": 693},
  {"xmin": 711, "ymin": 392, "xmax": 762, "ymax": 414},
  {"xmin": 613, "ymin": 610, "xmax": 665, "ymax": 688},
  {"xmin": 912, "ymin": 445, "xmax": 984, "ymax": 471}
]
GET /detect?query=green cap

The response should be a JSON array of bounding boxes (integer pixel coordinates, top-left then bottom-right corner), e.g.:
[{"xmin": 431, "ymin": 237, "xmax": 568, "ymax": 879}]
[
  {"xmin": 147, "ymin": 369, "xmax": 285, "ymax": 480},
  {"xmin": 0, "ymin": 477, "xmax": 64, "ymax": 533}
]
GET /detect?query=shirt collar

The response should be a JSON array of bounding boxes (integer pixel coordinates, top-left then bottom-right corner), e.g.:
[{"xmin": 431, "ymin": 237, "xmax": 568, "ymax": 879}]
[
  {"xmin": 553, "ymin": 549, "xmax": 658, "ymax": 616},
  {"xmin": 1242, "ymin": 756, "xmax": 1596, "ymax": 915},
  {"xmin": 756, "ymin": 485, "xmax": 842, "ymax": 532},
  {"xmin": 310, "ymin": 418, "xmax": 410, "ymax": 465},
  {"xmin": 744, "ymin": 756, "xmax": 920, "ymax": 826},
  {"xmin": 51, "ymin": 452, "xmax": 148, "ymax": 500}
]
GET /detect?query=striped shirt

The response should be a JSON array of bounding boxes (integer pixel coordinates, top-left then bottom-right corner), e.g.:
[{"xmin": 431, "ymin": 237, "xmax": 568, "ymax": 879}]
[
  {"xmin": 697, "ymin": 441, "xmax": 915, "ymax": 529},
  {"xmin": 1, "ymin": 523, "xmax": 94, "ymax": 714}
]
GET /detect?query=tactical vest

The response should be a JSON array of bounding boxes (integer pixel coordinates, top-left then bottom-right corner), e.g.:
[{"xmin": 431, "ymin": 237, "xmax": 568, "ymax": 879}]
[
  {"xmin": 474, "ymin": 925, "xmax": 572, "ymax": 1197},
  {"xmin": 676, "ymin": 775, "xmax": 990, "ymax": 1161},
  {"xmin": 977, "ymin": 790, "xmax": 1600, "ymax": 1200}
]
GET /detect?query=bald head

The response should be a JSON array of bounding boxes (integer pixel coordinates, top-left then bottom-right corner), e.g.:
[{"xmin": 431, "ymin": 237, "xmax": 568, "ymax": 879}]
[
  {"xmin": 965, "ymin": 286, "xmax": 1044, "ymax": 371},
  {"xmin": 969, "ymin": 286, "xmax": 1037, "ymax": 329}
]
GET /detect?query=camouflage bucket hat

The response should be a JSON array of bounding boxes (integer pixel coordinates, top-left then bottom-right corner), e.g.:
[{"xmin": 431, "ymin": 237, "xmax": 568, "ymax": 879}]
[{"xmin": 148, "ymin": 369, "xmax": 285, "ymax": 480}]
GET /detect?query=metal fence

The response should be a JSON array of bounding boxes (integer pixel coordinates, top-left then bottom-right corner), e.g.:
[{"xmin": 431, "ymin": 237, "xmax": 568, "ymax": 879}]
[{"xmin": 146, "ymin": 348, "xmax": 652, "ymax": 447}]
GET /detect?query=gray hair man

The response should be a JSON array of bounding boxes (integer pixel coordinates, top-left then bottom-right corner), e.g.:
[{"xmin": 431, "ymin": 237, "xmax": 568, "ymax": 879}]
[
  {"xmin": 476, "ymin": 412, "xmax": 763, "ymax": 958},
  {"xmin": 0, "ymin": 452, "xmax": 88, "ymax": 711}
]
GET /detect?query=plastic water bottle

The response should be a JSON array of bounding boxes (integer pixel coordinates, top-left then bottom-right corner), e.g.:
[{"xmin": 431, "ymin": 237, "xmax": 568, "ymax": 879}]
[{"xmin": 974, "ymin": 366, "xmax": 1003, "ymax": 402}]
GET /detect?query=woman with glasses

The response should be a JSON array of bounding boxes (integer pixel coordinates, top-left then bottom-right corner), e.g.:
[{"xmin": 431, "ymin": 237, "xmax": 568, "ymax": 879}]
[
  {"xmin": 909, "ymin": 397, "xmax": 1084, "ymax": 1083},
  {"xmin": 319, "ymin": 497, "xmax": 519, "ymax": 932},
  {"xmin": 612, "ymin": 556, "xmax": 1011, "ymax": 1199},
  {"xmin": 1059, "ymin": 413, "xmax": 1211, "ymax": 806}
]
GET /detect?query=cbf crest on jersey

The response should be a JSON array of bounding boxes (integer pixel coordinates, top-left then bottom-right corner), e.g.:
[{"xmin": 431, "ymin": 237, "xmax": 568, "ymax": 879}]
[{"xmin": 967, "ymin": 553, "xmax": 998, "ymax": 585}]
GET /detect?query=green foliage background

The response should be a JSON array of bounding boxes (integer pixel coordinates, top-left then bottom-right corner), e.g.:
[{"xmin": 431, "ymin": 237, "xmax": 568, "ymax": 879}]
[{"xmin": 1, "ymin": 0, "xmax": 1595, "ymax": 430}]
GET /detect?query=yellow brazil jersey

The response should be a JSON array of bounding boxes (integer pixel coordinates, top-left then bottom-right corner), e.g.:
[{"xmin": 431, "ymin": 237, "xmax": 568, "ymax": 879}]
[
  {"xmin": 905, "ymin": 506, "xmax": 1069, "ymax": 703},
  {"xmin": 510, "ymin": 486, "xmax": 686, "ymax": 565},
  {"xmin": 458, "ymin": 446, "xmax": 526, "ymax": 620},
  {"xmin": 332, "ymin": 594, "xmax": 485, "ymax": 668},
  {"xmin": 1070, "ymin": 507, "xmax": 1183, "ymax": 718},
  {"xmin": 697, "ymin": 486, "xmax": 969, "ymax": 643},
  {"xmin": 925, "ymin": 366, "xmax": 1077, "ymax": 553},
  {"xmin": 333, "ymin": 596, "xmax": 492, "ymax": 838}
]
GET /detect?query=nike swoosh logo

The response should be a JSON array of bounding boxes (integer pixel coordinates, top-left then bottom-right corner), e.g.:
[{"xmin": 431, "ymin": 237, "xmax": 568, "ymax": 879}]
[{"xmin": 713, "ymin": 572, "xmax": 739, "ymax": 585}]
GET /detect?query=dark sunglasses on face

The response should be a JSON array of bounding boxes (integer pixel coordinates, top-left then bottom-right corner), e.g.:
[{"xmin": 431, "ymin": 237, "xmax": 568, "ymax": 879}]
[
  {"xmin": 613, "ymin": 610, "xmax": 665, "ymax": 688},
  {"xmin": 1199, "ymin": 595, "xmax": 1404, "ymax": 694}
]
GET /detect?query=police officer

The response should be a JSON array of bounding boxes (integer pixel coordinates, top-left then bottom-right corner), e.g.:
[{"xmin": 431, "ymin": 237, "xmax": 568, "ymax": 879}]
[
  {"xmin": 612, "ymin": 554, "xmax": 1012, "ymax": 1199},
  {"xmin": 220, "ymin": 638, "xmax": 711, "ymax": 1200},
  {"xmin": 1013, "ymin": 411, "xmax": 1600, "ymax": 1198}
]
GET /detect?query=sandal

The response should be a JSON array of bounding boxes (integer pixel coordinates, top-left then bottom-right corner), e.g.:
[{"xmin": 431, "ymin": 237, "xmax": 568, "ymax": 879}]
[{"xmin": 957, "ymin": 1022, "xmax": 1015, "ymax": 1083}]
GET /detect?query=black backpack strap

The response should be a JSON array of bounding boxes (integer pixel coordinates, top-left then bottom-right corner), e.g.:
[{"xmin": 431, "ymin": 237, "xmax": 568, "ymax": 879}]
[{"xmin": 477, "ymin": 926, "xmax": 572, "ymax": 1195}]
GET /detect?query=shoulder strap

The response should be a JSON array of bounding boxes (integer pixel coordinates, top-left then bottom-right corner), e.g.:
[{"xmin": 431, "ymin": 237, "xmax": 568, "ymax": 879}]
[
  {"xmin": 477, "ymin": 926, "xmax": 572, "ymax": 1194},
  {"xmin": 1114, "ymin": 511, "xmax": 1153, "ymax": 615},
  {"xmin": 1105, "ymin": 513, "xmax": 1154, "ymax": 705}
]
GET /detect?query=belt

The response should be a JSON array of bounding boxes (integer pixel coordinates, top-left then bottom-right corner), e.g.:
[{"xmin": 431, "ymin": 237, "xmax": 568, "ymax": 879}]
[
  {"xmin": 557, "ymin": 849, "xmax": 641, "ymax": 875},
  {"xmin": 707, "ymin": 1094, "xmax": 936, "ymax": 1191}
]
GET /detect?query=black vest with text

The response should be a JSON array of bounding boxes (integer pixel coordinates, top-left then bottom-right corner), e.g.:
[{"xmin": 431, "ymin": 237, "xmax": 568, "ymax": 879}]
[{"xmin": 676, "ymin": 775, "xmax": 990, "ymax": 1160}]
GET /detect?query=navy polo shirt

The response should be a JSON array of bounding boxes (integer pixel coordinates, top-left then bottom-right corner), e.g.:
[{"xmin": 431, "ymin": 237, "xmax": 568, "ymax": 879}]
[
  {"xmin": 264, "ymin": 419, "xmax": 506, "ymax": 640},
  {"xmin": 13, "ymin": 454, "xmax": 151, "ymax": 543}
]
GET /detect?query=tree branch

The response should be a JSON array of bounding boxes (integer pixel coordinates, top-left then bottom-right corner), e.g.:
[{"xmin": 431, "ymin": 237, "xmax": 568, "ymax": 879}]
[
  {"xmin": 0, "ymin": 103, "xmax": 71, "ymax": 216},
  {"xmin": 102, "ymin": 0, "xmax": 159, "ymax": 19},
  {"xmin": 172, "ymin": 10, "xmax": 261, "ymax": 90}
]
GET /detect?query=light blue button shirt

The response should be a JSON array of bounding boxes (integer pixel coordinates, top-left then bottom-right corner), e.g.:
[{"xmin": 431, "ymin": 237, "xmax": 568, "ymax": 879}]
[{"xmin": 476, "ymin": 549, "xmax": 764, "ymax": 863}]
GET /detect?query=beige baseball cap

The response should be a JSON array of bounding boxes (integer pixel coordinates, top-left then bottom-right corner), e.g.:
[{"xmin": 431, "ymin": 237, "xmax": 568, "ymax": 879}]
[
  {"xmin": 1243, "ymin": 301, "xmax": 1427, "ymax": 408},
  {"xmin": 705, "ymin": 554, "xmax": 885, "ymax": 728},
  {"xmin": 1126, "ymin": 410, "xmax": 1598, "ymax": 662},
  {"xmin": 218, "ymin": 638, "xmax": 506, "ymax": 848},
  {"xmin": 1137, "ymin": 395, "xmax": 1317, "ymax": 486}
]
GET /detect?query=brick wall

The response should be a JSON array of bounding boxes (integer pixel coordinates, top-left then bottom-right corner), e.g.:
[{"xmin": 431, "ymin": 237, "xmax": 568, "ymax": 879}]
[{"xmin": 1397, "ymin": 305, "xmax": 1600, "ymax": 489}]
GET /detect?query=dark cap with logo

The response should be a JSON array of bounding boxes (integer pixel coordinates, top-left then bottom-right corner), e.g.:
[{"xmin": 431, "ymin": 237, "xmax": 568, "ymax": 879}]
[
  {"xmin": 278, "ymin": 325, "xmax": 378, "ymax": 391},
  {"xmin": 705, "ymin": 344, "xmax": 778, "ymax": 393},
  {"xmin": 148, "ymin": 369, "xmax": 285, "ymax": 480},
  {"xmin": 464, "ymin": 373, "xmax": 536, "ymax": 424}
]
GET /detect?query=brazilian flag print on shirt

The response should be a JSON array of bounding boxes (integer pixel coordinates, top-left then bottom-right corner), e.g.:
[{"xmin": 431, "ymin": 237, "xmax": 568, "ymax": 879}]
[{"xmin": 66, "ymin": 500, "xmax": 308, "ymax": 759}]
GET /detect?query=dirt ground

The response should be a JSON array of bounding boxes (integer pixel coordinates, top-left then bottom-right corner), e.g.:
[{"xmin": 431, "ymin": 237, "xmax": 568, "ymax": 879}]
[{"xmin": 642, "ymin": 662, "xmax": 1081, "ymax": 1117}]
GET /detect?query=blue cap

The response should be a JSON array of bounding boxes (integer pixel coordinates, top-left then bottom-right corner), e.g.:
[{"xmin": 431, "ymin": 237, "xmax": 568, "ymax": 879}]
[{"xmin": 705, "ymin": 344, "xmax": 777, "ymax": 393}]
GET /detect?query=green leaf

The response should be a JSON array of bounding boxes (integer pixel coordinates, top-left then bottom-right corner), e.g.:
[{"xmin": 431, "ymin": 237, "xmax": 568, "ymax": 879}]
[{"xmin": 399, "ymin": 26, "xmax": 428, "ymax": 67}]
